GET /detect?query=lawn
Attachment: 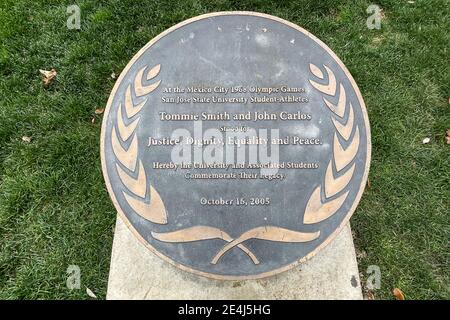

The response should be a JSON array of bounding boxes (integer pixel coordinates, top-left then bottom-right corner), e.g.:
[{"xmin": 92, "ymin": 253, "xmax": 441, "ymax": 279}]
[{"xmin": 0, "ymin": 0, "xmax": 448, "ymax": 299}]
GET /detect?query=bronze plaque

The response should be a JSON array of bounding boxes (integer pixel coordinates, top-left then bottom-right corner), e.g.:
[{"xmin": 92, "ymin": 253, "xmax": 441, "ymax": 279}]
[{"xmin": 101, "ymin": 12, "xmax": 371, "ymax": 279}]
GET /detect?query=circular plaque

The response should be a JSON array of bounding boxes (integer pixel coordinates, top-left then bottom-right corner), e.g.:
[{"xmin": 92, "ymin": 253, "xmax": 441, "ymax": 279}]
[{"xmin": 101, "ymin": 12, "xmax": 371, "ymax": 279}]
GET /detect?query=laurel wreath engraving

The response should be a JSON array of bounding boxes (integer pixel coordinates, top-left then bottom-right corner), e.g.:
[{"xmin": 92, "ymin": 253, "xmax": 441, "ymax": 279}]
[
  {"xmin": 111, "ymin": 62, "xmax": 359, "ymax": 266},
  {"xmin": 112, "ymin": 64, "xmax": 167, "ymax": 225},
  {"xmin": 305, "ymin": 63, "xmax": 359, "ymax": 224}
]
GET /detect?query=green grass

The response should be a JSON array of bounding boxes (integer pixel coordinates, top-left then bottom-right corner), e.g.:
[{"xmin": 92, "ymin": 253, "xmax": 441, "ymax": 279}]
[{"xmin": 0, "ymin": 0, "xmax": 448, "ymax": 299}]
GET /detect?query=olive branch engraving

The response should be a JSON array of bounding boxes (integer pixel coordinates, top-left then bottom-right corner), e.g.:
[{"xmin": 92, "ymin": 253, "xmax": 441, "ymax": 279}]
[
  {"xmin": 111, "ymin": 64, "xmax": 167, "ymax": 224},
  {"xmin": 152, "ymin": 226, "xmax": 260, "ymax": 264},
  {"xmin": 305, "ymin": 63, "xmax": 360, "ymax": 224},
  {"xmin": 209, "ymin": 227, "xmax": 320, "ymax": 265},
  {"xmin": 111, "ymin": 62, "xmax": 359, "ymax": 266},
  {"xmin": 153, "ymin": 226, "xmax": 320, "ymax": 265}
]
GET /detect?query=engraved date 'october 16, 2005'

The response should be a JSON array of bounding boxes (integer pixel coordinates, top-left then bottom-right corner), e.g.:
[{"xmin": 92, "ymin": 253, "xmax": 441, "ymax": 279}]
[{"xmin": 200, "ymin": 197, "xmax": 271, "ymax": 206}]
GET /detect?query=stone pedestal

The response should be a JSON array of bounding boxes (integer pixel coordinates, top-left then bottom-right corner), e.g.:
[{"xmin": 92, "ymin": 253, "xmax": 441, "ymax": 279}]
[{"xmin": 106, "ymin": 216, "xmax": 362, "ymax": 300}]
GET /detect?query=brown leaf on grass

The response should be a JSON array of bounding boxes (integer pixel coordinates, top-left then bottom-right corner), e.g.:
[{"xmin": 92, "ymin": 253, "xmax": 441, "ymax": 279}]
[
  {"xmin": 22, "ymin": 136, "xmax": 31, "ymax": 143},
  {"xmin": 95, "ymin": 108, "xmax": 104, "ymax": 115},
  {"xmin": 39, "ymin": 69, "xmax": 57, "ymax": 87},
  {"xmin": 91, "ymin": 117, "xmax": 96, "ymax": 124},
  {"xmin": 365, "ymin": 290, "xmax": 375, "ymax": 300},
  {"xmin": 445, "ymin": 129, "xmax": 450, "ymax": 144},
  {"xmin": 86, "ymin": 287, "xmax": 97, "ymax": 299},
  {"xmin": 356, "ymin": 249, "xmax": 367, "ymax": 260},
  {"xmin": 367, "ymin": 178, "xmax": 371, "ymax": 189},
  {"xmin": 392, "ymin": 288, "xmax": 405, "ymax": 300}
]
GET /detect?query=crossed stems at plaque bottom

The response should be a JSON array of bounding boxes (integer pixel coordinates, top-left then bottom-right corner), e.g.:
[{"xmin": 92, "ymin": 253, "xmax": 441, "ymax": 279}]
[{"xmin": 151, "ymin": 225, "xmax": 320, "ymax": 265}]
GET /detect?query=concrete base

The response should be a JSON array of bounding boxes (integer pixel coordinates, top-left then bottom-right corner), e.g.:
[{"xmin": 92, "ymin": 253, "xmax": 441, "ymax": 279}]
[{"xmin": 107, "ymin": 216, "xmax": 362, "ymax": 300}]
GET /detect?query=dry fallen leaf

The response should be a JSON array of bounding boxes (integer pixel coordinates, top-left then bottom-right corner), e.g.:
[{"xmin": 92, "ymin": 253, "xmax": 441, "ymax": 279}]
[
  {"xmin": 86, "ymin": 287, "xmax": 97, "ymax": 299},
  {"xmin": 95, "ymin": 108, "xmax": 104, "ymax": 115},
  {"xmin": 356, "ymin": 249, "xmax": 367, "ymax": 259},
  {"xmin": 393, "ymin": 288, "xmax": 405, "ymax": 300},
  {"xmin": 111, "ymin": 72, "xmax": 116, "ymax": 79},
  {"xmin": 367, "ymin": 178, "xmax": 371, "ymax": 189},
  {"xmin": 22, "ymin": 136, "xmax": 31, "ymax": 143},
  {"xmin": 39, "ymin": 69, "xmax": 57, "ymax": 87},
  {"xmin": 445, "ymin": 130, "xmax": 450, "ymax": 145},
  {"xmin": 365, "ymin": 290, "xmax": 375, "ymax": 300},
  {"xmin": 91, "ymin": 117, "xmax": 96, "ymax": 124},
  {"xmin": 422, "ymin": 137, "xmax": 430, "ymax": 144}
]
